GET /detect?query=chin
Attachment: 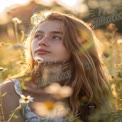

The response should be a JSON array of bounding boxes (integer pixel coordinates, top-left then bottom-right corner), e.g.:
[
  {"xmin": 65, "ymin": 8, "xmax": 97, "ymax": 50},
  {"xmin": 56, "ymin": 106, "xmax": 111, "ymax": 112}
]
[{"xmin": 34, "ymin": 56, "xmax": 56, "ymax": 64}]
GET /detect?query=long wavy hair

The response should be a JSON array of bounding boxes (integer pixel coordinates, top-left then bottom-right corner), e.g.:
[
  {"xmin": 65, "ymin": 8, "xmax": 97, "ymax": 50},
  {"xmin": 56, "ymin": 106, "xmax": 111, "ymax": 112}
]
[{"xmin": 23, "ymin": 11, "xmax": 112, "ymax": 120}]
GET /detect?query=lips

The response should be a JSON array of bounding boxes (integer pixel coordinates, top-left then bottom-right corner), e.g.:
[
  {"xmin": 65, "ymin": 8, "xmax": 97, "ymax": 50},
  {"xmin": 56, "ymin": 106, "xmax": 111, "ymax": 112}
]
[{"xmin": 35, "ymin": 49, "xmax": 50, "ymax": 54}]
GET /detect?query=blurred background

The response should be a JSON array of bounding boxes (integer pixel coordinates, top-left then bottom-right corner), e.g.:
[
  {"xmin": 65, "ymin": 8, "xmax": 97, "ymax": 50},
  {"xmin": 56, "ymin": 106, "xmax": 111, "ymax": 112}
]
[{"xmin": 0, "ymin": 0, "xmax": 122, "ymax": 120}]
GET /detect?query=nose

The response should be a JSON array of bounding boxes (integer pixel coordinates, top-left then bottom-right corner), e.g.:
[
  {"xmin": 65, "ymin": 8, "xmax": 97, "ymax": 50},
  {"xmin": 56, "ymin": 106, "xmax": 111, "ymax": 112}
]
[{"xmin": 38, "ymin": 36, "xmax": 48, "ymax": 47}]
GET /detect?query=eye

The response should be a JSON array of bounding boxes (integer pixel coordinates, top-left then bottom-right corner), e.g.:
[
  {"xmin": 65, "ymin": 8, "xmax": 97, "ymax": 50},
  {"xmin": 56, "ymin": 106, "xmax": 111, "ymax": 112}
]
[
  {"xmin": 52, "ymin": 36, "xmax": 62, "ymax": 40},
  {"xmin": 34, "ymin": 34, "xmax": 43, "ymax": 40}
]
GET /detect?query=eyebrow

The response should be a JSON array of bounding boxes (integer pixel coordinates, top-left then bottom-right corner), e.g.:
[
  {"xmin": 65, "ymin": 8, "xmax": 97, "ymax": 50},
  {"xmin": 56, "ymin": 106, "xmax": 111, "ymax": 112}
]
[{"xmin": 35, "ymin": 30, "xmax": 63, "ymax": 35}]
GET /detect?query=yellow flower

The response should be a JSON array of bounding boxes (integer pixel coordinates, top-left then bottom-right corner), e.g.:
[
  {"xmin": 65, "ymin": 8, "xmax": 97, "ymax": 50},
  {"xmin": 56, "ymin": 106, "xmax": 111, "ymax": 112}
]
[
  {"xmin": 44, "ymin": 83, "xmax": 72, "ymax": 99},
  {"xmin": 44, "ymin": 101, "xmax": 55, "ymax": 110},
  {"xmin": 19, "ymin": 95, "xmax": 34, "ymax": 104}
]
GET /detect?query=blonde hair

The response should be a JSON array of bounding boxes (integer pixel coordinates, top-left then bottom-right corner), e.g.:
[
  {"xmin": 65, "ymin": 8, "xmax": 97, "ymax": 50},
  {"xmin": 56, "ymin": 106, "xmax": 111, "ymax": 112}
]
[{"xmin": 24, "ymin": 11, "xmax": 112, "ymax": 119}]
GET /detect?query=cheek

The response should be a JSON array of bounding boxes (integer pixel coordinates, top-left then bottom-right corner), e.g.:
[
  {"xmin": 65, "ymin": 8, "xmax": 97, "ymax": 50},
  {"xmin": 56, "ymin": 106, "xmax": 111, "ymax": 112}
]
[
  {"xmin": 55, "ymin": 46, "xmax": 71, "ymax": 59},
  {"xmin": 31, "ymin": 41, "xmax": 36, "ymax": 56},
  {"xmin": 64, "ymin": 50, "xmax": 71, "ymax": 59}
]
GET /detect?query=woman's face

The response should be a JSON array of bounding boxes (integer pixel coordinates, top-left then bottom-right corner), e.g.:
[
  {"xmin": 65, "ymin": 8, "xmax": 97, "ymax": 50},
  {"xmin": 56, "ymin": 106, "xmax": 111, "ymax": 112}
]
[{"xmin": 31, "ymin": 20, "xmax": 71, "ymax": 63}]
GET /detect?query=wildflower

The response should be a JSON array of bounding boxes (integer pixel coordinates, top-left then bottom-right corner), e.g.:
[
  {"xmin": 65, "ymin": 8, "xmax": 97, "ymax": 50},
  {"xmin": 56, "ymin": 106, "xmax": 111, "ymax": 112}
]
[
  {"xmin": 7, "ymin": 44, "xmax": 25, "ymax": 50},
  {"xmin": 19, "ymin": 95, "xmax": 34, "ymax": 104},
  {"xmin": 15, "ymin": 61, "xmax": 25, "ymax": 65},
  {"xmin": 0, "ymin": 42, "xmax": 5, "ymax": 47},
  {"xmin": 32, "ymin": 101, "xmax": 55, "ymax": 117},
  {"xmin": 33, "ymin": 101, "xmax": 68, "ymax": 118},
  {"xmin": 0, "ymin": 67, "xmax": 8, "ymax": 72},
  {"xmin": 44, "ymin": 83, "xmax": 72, "ymax": 99},
  {"xmin": 107, "ymin": 23, "xmax": 117, "ymax": 32},
  {"xmin": 111, "ymin": 84, "xmax": 118, "ymax": 97},
  {"xmin": 0, "ymin": 42, "xmax": 11, "ymax": 47},
  {"xmin": 12, "ymin": 17, "xmax": 22, "ymax": 24},
  {"xmin": 115, "ymin": 63, "xmax": 122, "ymax": 67},
  {"xmin": 31, "ymin": 13, "xmax": 44, "ymax": 25},
  {"xmin": 44, "ymin": 101, "xmax": 55, "ymax": 110},
  {"xmin": 117, "ymin": 39, "xmax": 122, "ymax": 44},
  {"xmin": 31, "ymin": 11, "xmax": 51, "ymax": 25}
]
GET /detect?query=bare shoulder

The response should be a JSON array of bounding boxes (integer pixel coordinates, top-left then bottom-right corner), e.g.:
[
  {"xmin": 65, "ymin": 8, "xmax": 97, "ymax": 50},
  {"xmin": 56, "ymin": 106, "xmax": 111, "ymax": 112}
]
[
  {"xmin": 0, "ymin": 79, "xmax": 15, "ymax": 94},
  {"xmin": 0, "ymin": 80, "xmax": 18, "ymax": 102},
  {"xmin": 0, "ymin": 80, "xmax": 23, "ymax": 122}
]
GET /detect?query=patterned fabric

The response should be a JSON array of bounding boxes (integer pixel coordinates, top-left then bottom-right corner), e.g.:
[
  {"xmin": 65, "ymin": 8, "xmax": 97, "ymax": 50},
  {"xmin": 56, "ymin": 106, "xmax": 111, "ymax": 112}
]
[{"xmin": 13, "ymin": 79, "xmax": 66, "ymax": 122}]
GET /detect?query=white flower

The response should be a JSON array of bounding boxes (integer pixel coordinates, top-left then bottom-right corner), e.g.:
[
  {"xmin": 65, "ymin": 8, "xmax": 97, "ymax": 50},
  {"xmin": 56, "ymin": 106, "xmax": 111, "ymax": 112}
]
[
  {"xmin": 117, "ymin": 39, "xmax": 122, "ymax": 44},
  {"xmin": 19, "ymin": 95, "xmax": 34, "ymax": 104},
  {"xmin": 0, "ymin": 67, "xmax": 8, "ymax": 72},
  {"xmin": 44, "ymin": 83, "xmax": 72, "ymax": 99},
  {"xmin": 12, "ymin": 17, "xmax": 22, "ymax": 24},
  {"xmin": 31, "ymin": 11, "xmax": 51, "ymax": 25},
  {"xmin": 33, "ymin": 101, "xmax": 68, "ymax": 118},
  {"xmin": 7, "ymin": 44, "xmax": 25, "ymax": 50}
]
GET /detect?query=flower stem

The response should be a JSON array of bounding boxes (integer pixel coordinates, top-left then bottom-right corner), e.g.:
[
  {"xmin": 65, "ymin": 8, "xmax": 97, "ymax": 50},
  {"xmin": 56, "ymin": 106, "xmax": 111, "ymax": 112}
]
[
  {"xmin": 0, "ymin": 88, "xmax": 5, "ymax": 122},
  {"xmin": 7, "ymin": 106, "xmax": 21, "ymax": 122},
  {"xmin": 14, "ymin": 22, "xmax": 19, "ymax": 43}
]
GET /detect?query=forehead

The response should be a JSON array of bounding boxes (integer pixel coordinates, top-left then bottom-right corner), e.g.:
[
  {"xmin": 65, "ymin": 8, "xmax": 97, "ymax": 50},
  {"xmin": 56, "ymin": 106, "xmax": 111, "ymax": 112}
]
[{"xmin": 36, "ymin": 20, "xmax": 64, "ymax": 33}]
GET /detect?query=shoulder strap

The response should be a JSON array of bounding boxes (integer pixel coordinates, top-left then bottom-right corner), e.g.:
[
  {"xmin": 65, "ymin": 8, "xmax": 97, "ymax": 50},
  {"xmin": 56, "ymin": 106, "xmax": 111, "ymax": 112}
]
[{"xmin": 12, "ymin": 78, "xmax": 22, "ymax": 96}]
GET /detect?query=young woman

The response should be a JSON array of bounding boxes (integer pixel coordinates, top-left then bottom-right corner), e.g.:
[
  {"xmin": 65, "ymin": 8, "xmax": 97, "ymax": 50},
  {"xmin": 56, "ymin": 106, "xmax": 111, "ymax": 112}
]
[{"xmin": 0, "ymin": 11, "xmax": 112, "ymax": 122}]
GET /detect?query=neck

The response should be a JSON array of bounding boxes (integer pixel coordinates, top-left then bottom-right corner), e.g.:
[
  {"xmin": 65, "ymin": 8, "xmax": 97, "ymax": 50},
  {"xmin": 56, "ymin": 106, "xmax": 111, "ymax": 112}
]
[{"xmin": 32, "ymin": 60, "xmax": 73, "ymax": 88}]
